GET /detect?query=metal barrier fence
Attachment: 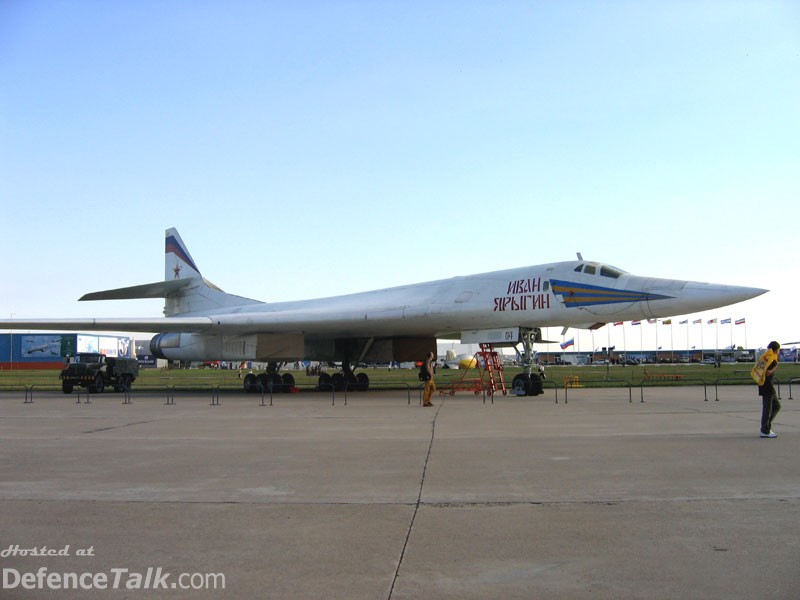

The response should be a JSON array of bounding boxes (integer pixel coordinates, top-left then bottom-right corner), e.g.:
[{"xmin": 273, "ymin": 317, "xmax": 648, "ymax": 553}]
[
  {"xmin": 640, "ymin": 378, "xmax": 708, "ymax": 402},
  {"xmin": 343, "ymin": 381, "xmax": 415, "ymax": 405},
  {"xmin": 788, "ymin": 378, "xmax": 798, "ymax": 400},
  {"xmin": 711, "ymin": 377, "xmax": 782, "ymax": 402},
  {"xmin": 564, "ymin": 378, "xmax": 633, "ymax": 403},
  {"xmin": 5, "ymin": 378, "xmax": 785, "ymax": 406}
]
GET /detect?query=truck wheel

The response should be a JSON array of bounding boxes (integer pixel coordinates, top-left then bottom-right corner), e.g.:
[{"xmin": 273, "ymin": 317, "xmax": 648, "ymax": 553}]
[
  {"xmin": 62, "ymin": 382, "xmax": 74, "ymax": 394},
  {"xmin": 91, "ymin": 374, "xmax": 105, "ymax": 394},
  {"xmin": 114, "ymin": 375, "xmax": 131, "ymax": 392}
]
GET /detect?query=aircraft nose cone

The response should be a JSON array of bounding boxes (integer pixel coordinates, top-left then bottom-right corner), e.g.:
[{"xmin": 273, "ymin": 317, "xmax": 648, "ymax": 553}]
[
  {"xmin": 634, "ymin": 276, "xmax": 767, "ymax": 316},
  {"xmin": 680, "ymin": 281, "xmax": 768, "ymax": 312}
]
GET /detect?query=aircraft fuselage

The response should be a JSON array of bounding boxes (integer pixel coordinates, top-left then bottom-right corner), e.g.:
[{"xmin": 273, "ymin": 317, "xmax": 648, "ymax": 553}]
[{"xmin": 143, "ymin": 260, "xmax": 764, "ymax": 364}]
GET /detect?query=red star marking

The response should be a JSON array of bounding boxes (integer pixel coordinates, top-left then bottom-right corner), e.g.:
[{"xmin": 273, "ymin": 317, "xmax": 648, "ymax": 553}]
[{"xmin": 173, "ymin": 263, "xmax": 182, "ymax": 279}]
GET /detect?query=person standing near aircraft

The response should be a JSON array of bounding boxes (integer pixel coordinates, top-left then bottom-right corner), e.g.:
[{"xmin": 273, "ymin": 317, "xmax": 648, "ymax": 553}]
[
  {"xmin": 422, "ymin": 351, "xmax": 436, "ymax": 407},
  {"xmin": 752, "ymin": 341, "xmax": 781, "ymax": 438}
]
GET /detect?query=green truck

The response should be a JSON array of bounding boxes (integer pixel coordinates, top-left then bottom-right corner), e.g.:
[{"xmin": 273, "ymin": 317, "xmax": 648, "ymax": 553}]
[{"xmin": 60, "ymin": 353, "xmax": 139, "ymax": 394}]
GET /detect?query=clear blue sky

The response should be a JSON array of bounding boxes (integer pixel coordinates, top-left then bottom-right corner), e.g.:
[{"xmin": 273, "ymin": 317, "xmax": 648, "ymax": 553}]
[{"xmin": 1, "ymin": 1, "xmax": 798, "ymax": 352}]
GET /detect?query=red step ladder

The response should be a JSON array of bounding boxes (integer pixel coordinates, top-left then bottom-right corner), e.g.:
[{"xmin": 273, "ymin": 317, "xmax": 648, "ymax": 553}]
[
  {"xmin": 477, "ymin": 343, "xmax": 507, "ymax": 395},
  {"xmin": 441, "ymin": 343, "xmax": 508, "ymax": 396}
]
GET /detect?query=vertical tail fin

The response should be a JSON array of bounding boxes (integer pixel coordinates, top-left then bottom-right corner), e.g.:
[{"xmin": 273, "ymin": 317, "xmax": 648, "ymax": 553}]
[
  {"xmin": 162, "ymin": 228, "xmax": 263, "ymax": 316},
  {"xmin": 80, "ymin": 228, "xmax": 263, "ymax": 316},
  {"xmin": 165, "ymin": 227, "xmax": 202, "ymax": 281}
]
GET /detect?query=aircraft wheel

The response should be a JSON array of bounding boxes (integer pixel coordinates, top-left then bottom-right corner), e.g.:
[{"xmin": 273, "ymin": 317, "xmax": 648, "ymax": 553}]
[
  {"xmin": 356, "ymin": 372, "xmax": 369, "ymax": 391},
  {"xmin": 529, "ymin": 373, "xmax": 544, "ymax": 396},
  {"xmin": 62, "ymin": 382, "xmax": 73, "ymax": 394},
  {"xmin": 256, "ymin": 373, "xmax": 270, "ymax": 392},
  {"xmin": 512, "ymin": 374, "xmax": 531, "ymax": 396},
  {"xmin": 331, "ymin": 373, "xmax": 345, "ymax": 392},
  {"xmin": 268, "ymin": 372, "xmax": 283, "ymax": 392},
  {"xmin": 281, "ymin": 373, "xmax": 295, "ymax": 391},
  {"xmin": 318, "ymin": 372, "xmax": 333, "ymax": 391},
  {"xmin": 512, "ymin": 373, "xmax": 544, "ymax": 396},
  {"xmin": 243, "ymin": 373, "xmax": 258, "ymax": 393}
]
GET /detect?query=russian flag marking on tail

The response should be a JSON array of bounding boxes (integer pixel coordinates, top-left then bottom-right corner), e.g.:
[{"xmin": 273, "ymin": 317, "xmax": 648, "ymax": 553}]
[{"xmin": 165, "ymin": 227, "xmax": 201, "ymax": 279}]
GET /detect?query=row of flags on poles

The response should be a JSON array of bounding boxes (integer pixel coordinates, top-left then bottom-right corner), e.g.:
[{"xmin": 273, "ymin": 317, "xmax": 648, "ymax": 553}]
[
  {"xmin": 559, "ymin": 318, "xmax": 748, "ymax": 349},
  {"xmin": 614, "ymin": 318, "xmax": 746, "ymax": 326}
]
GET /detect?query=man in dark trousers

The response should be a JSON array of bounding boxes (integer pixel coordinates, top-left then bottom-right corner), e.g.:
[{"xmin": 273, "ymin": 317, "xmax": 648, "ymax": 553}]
[
  {"xmin": 753, "ymin": 341, "xmax": 781, "ymax": 438},
  {"xmin": 422, "ymin": 351, "xmax": 436, "ymax": 407}
]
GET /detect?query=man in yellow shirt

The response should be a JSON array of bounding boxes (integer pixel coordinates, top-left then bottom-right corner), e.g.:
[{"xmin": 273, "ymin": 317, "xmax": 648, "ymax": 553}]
[
  {"xmin": 753, "ymin": 341, "xmax": 781, "ymax": 438},
  {"xmin": 422, "ymin": 351, "xmax": 436, "ymax": 407}
]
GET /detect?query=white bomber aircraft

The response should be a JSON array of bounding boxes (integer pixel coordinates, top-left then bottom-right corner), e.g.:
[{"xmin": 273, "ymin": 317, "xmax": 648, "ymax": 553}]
[{"xmin": 0, "ymin": 228, "xmax": 767, "ymax": 395}]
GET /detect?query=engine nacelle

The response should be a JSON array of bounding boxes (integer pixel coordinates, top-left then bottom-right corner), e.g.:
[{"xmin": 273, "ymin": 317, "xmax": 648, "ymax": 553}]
[
  {"xmin": 150, "ymin": 332, "xmax": 436, "ymax": 363},
  {"xmin": 150, "ymin": 333, "xmax": 221, "ymax": 361},
  {"xmin": 150, "ymin": 332, "xmax": 305, "ymax": 362}
]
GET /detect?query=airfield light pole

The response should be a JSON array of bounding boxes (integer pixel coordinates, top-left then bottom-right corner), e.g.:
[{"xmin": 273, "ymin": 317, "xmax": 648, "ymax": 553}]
[
  {"xmin": 685, "ymin": 321, "xmax": 689, "ymax": 353},
  {"xmin": 654, "ymin": 320, "xmax": 658, "ymax": 364},
  {"xmin": 9, "ymin": 313, "xmax": 13, "ymax": 371}
]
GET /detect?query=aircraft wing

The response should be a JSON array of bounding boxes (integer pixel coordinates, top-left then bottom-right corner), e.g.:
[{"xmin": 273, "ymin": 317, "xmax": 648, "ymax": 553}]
[
  {"xmin": 0, "ymin": 317, "xmax": 215, "ymax": 334},
  {"xmin": 568, "ymin": 322, "xmax": 609, "ymax": 331}
]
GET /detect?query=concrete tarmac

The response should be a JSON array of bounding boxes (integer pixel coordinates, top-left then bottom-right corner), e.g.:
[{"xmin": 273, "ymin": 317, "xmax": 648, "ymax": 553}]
[{"xmin": 0, "ymin": 385, "xmax": 798, "ymax": 599}]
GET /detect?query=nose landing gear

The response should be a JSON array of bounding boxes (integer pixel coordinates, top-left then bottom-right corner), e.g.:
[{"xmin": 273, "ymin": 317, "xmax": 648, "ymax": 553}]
[{"xmin": 513, "ymin": 328, "xmax": 544, "ymax": 396}]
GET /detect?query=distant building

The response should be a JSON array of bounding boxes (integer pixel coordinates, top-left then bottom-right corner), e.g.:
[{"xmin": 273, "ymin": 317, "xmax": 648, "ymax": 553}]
[{"xmin": 0, "ymin": 333, "xmax": 134, "ymax": 370}]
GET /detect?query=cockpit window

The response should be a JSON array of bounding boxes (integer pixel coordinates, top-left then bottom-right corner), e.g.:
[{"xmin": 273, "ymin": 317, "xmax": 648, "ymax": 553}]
[
  {"xmin": 600, "ymin": 266, "xmax": 623, "ymax": 279},
  {"xmin": 574, "ymin": 262, "xmax": 626, "ymax": 278}
]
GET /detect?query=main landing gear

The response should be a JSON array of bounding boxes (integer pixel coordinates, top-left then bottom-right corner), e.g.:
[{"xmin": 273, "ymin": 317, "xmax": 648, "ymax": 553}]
[
  {"xmin": 243, "ymin": 362, "xmax": 295, "ymax": 394},
  {"xmin": 318, "ymin": 361, "xmax": 369, "ymax": 392},
  {"xmin": 241, "ymin": 361, "xmax": 371, "ymax": 393},
  {"xmin": 512, "ymin": 328, "xmax": 544, "ymax": 396}
]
